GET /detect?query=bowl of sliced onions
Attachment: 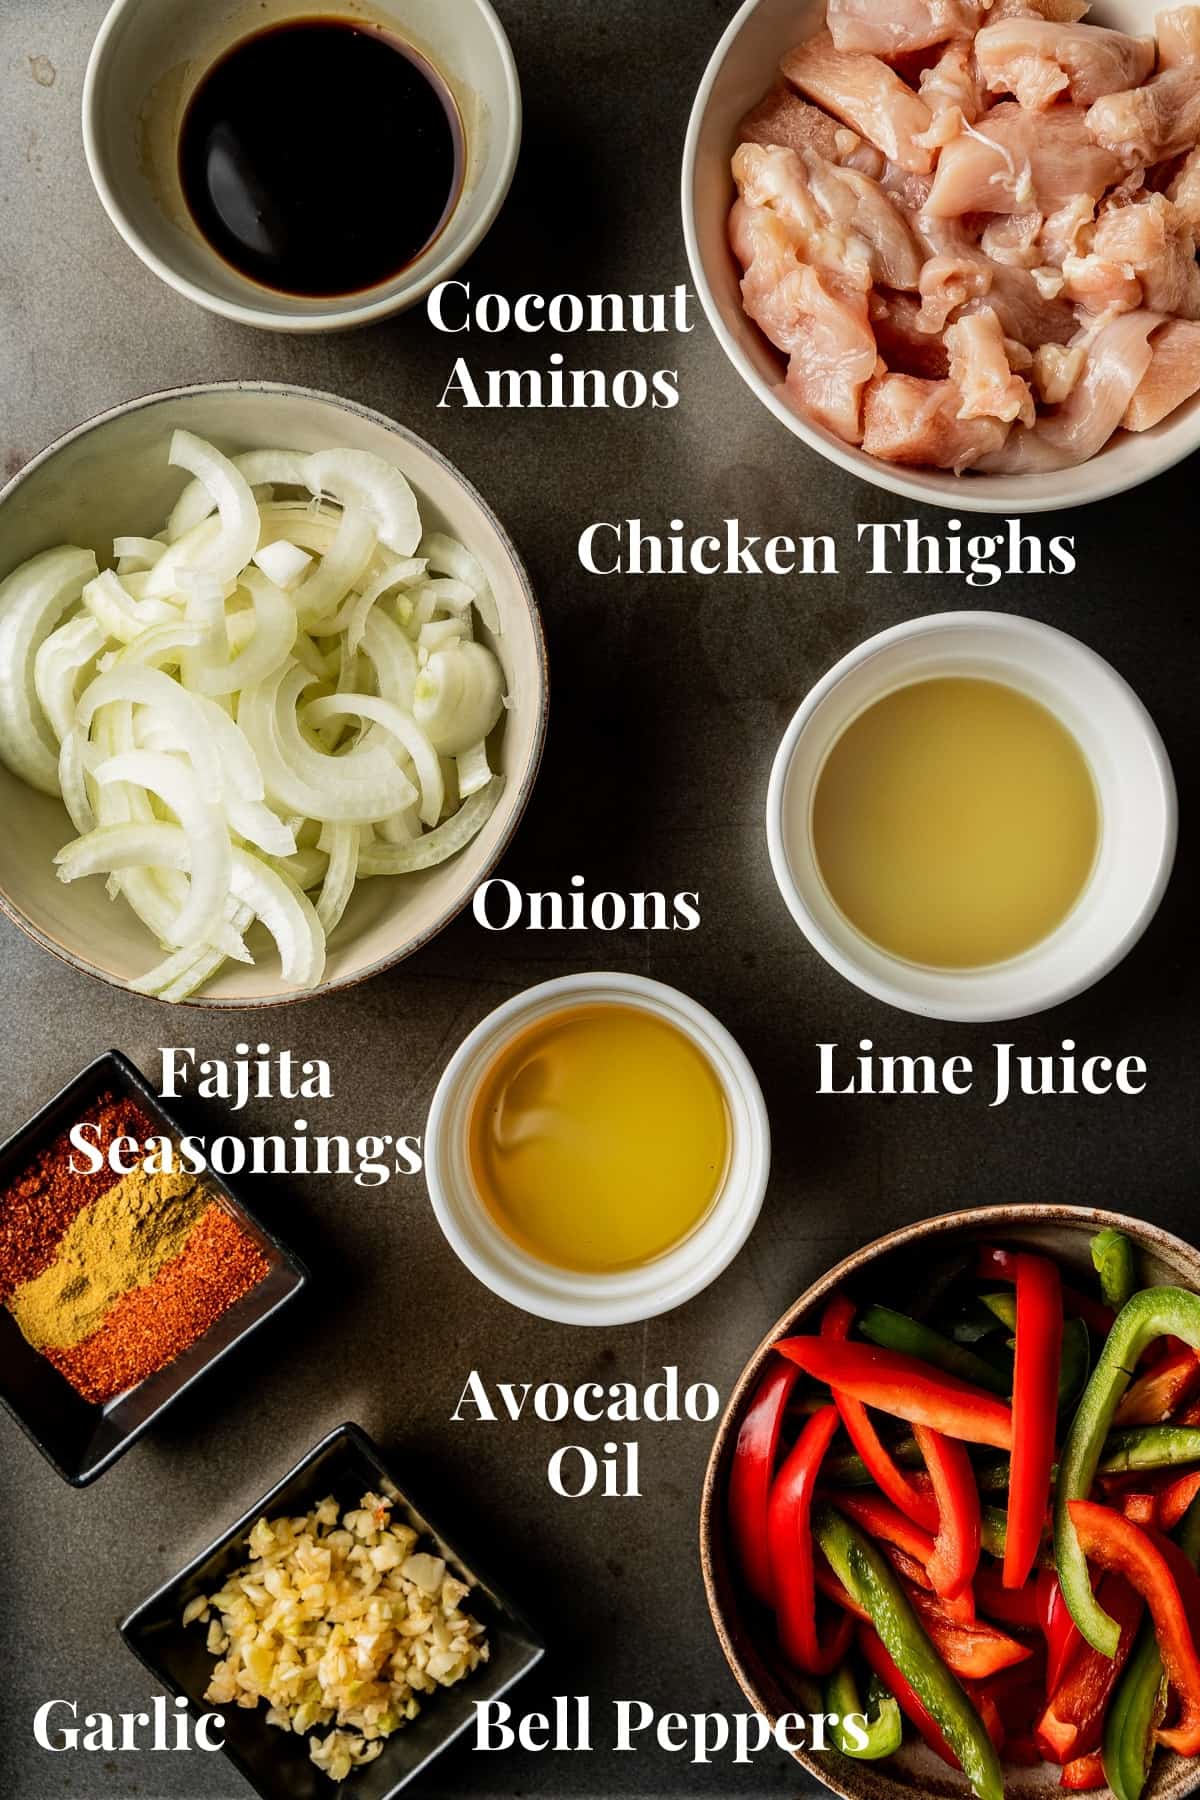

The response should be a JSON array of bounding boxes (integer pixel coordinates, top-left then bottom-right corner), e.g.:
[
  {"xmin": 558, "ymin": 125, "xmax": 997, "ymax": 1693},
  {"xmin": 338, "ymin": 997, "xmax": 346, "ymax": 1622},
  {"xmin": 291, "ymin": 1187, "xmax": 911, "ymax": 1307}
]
[{"xmin": 0, "ymin": 383, "xmax": 547, "ymax": 1005}]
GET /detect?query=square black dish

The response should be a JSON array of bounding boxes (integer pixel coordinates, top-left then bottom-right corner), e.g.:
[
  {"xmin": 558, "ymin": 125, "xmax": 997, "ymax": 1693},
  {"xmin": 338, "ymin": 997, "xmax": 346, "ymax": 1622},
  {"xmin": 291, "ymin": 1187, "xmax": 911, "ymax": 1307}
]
[
  {"xmin": 0, "ymin": 1048, "xmax": 307, "ymax": 1485},
  {"xmin": 120, "ymin": 1421, "xmax": 546, "ymax": 1800}
]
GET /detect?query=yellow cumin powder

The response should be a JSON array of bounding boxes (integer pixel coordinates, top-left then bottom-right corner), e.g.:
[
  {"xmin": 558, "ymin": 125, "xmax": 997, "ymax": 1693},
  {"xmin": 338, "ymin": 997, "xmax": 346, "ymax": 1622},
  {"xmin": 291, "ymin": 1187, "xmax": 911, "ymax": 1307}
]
[{"xmin": 7, "ymin": 1167, "xmax": 206, "ymax": 1351}]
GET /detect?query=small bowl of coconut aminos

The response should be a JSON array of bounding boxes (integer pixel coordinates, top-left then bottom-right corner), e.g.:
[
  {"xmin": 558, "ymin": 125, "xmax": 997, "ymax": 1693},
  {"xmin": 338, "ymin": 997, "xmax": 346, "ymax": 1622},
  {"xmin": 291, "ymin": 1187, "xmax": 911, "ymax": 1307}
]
[{"xmin": 83, "ymin": 0, "xmax": 521, "ymax": 331}]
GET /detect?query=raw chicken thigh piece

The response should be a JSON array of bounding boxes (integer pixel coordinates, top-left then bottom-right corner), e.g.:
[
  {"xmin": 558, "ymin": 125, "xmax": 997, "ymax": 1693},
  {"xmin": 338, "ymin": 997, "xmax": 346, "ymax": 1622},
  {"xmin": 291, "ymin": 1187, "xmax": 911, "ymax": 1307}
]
[
  {"xmin": 927, "ymin": 102, "xmax": 1124, "ymax": 213},
  {"xmin": 1033, "ymin": 342, "xmax": 1088, "ymax": 402},
  {"xmin": 826, "ymin": 0, "xmax": 991, "ymax": 56},
  {"xmin": 1090, "ymin": 193, "xmax": 1200, "ymax": 317},
  {"xmin": 917, "ymin": 41, "xmax": 988, "ymax": 153},
  {"xmin": 1086, "ymin": 66, "xmax": 1200, "ymax": 164},
  {"xmin": 946, "ymin": 307, "xmax": 1037, "ymax": 422},
  {"xmin": 974, "ymin": 18, "xmax": 1154, "ymax": 109},
  {"xmin": 738, "ymin": 82, "xmax": 885, "ymax": 176},
  {"xmin": 979, "ymin": 311, "xmax": 1160, "ymax": 470},
  {"xmin": 1157, "ymin": 7, "xmax": 1200, "ymax": 67},
  {"xmin": 862, "ymin": 373, "xmax": 1011, "ymax": 468},
  {"xmin": 870, "ymin": 290, "xmax": 952, "ymax": 376},
  {"xmin": 990, "ymin": 0, "xmax": 1091, "ymax": 20},
  {"xmin": 783, "ymin": 267, "xmax": 881, "ymax": 442},
  {"xmin": 1168, "ymin": 145, "xmax": 1200, "ymax": 227},
  {"xmin": 981, "ymin": 212, "xmax": 1044, "ymax": 267},
  {"xmin": 781, "ymin": 34, "xmax": 934, "ymax": 173},
  {"xmin": 1121, "ymin": 317, "xmax": 1200, "ymax": 426},
  {"xmin": 732, "ymin": 143, "xmax": 923, "ymax": 290}
]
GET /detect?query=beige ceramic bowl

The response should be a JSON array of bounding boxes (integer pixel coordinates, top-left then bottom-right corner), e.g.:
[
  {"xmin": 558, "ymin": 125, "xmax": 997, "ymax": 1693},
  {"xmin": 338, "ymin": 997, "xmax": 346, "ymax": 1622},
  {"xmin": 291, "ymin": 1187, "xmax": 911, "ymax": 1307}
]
[
  {"xmin": 681, "ymin": 0, "xmax": 1200, "ymax": 512},
  {"xmin": 83, "ymin": 0, "xmax": 521, "ymax": 331},
  {"xmin": 0, "ymin": 382, "xmax": 547, "ymax": 1007},
  {"xmin": 700, "ymin": 1204, "xmax": 1200, "ymax": 1800}
]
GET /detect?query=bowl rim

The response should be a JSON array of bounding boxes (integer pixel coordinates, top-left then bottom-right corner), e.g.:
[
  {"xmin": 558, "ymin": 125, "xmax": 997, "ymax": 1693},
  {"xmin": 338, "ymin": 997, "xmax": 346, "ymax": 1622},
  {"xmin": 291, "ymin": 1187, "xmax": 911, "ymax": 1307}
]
[
  {"xmin": 679, "ymin": 0, "xmax": 1200, "ymax": 514},
  {"xmin": 81, "ymin": 0, "xmax": 523, "ymax": 332},
  {"xmin": 0, "ymin": 380, "xmax": 550, "ymax": 1009},
  {"xmin": 423, "ymin": 970, "xmax": 771, "ymax": 1326},
  {"xmin": 699, "ymin": 1201, "xmax": 1200, "ymax": 1800},
  {"xmin": 763, "ymin": 609, "xmax": 1178, "ymax": 1023}
]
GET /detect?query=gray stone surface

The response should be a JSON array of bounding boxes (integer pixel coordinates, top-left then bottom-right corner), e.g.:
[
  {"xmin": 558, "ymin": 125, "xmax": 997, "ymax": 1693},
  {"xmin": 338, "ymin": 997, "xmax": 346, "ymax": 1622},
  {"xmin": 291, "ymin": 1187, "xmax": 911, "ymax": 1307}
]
[{"xmin": 0, "ymin": 2, "xmax": 1198, "ymax": 1797}]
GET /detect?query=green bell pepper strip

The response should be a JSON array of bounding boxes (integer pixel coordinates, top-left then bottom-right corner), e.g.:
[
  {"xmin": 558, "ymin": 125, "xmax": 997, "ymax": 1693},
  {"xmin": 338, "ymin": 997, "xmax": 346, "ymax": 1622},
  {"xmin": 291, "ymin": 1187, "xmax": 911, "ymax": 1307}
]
[
  {"xmin": 1058, "ymin": 1317, "xmax": 1091, "ymax": 1414},
  {"xmin": 1102, "ymin": 1495, "xmax": 1200, "ymax": 1800},
  {"xmin": 982, "ymin": 1292, "xmax": 1017, "ymax": 1330},
  {"xmin": 823, "ymin": 1436, "xmax": 923, "ymax": 1488},
  {"xmin": 1092, "ymin": 1230, "xmax": 1137, "ymax": 1312},
  {"xmin": 812, "ymin": 1503, "xmax": 1004, "ymax": 1800},
  {"xmin": 825, "ymin": 1663, "xmax": 903, "ymax": 1760},
  {"xmin": 856, "ymin": 1305, "xmax": 1011, "ymax": 1396},
  {"xmin": 1055, "ymin": 1286, "xmax": 1200, "ymax": 1656},
  {"xmin": 1099, "ymin": 1426, "xmax": 1200, "ymax": 1473}
]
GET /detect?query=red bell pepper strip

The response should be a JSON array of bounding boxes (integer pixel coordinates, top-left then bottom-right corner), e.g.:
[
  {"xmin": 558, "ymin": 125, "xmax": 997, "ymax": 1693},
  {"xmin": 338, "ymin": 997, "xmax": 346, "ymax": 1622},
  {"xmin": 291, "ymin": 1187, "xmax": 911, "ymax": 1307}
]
[
  {"xmin": 825, "ymin": 1491, "xmax": 937, "ymax": 1565},
  {"xmin": 1044, "ymin": 1574, "xmax": 1085, "ymax": 1696},
  {"xmin": 915, "ymin": 1423, "xmax": 981, "ymax": 1601},
  {"xmin": 818, "ymin": 1564, "xmax": 1028, "ymax": 1681},
  {"xmin": 1121, "ymin": 1493, "xmax": 1160, "ymax": 1527},
  {"xmin": 768, "ymin": 1404, "xmax": 853, "ymax": 1675},
  {"xmin": 977, "ymin": 1247, "xmax": 1115, "ymax": 1337},
  {"xmin": 1161, "ymin": 1471, "xmax": 1200, "ymax": 1532},
  {"xmin": 774, "ymin": 1337, "xmax": 1014, "ymax": 1450},
  {"xmin": 1061, "ymin": 1752, "xmax": 1107, "ymax": 1790},
  {"xmin": 976, "ymin": 1563, "xmax": 1051, "ymax": 1632},
  {"xmin": 1037, "ymin": 1575, "xmax": 1144, "ymax": 1763},
  {"xmin": 858, "ymin": 1625, "xmax": 960, "ymax": 1769},
  {"xmin": 906, "ymin": 1587, "xmax": 1033, "ymax": 1680},
  {"xmin": 728, "ymin": 1356, "xmax": 797, "ymax": 1605},
  {"xmin": 1067, "ymin": 1501, "xmax": 1200, "ymax": 1755},
  {"xmin": 821, "ymin": 1294, "xmax": 941, "ymax": 1532},
  {"xmin": 1006, "ymin": 1252, "xmax": 1063, "ymax": 1591},
  {"xmin": 1114, "ymin": 1346, "xmax": 1200, "ymax": 1428}
]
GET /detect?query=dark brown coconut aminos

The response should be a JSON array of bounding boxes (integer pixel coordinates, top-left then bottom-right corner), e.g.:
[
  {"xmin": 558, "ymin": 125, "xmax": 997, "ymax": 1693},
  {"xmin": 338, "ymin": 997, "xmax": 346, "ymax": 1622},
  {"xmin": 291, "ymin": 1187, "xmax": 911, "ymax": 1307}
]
[{"xmin": 178, "ymin": 17, "xmax": 463, "ymax": 298}]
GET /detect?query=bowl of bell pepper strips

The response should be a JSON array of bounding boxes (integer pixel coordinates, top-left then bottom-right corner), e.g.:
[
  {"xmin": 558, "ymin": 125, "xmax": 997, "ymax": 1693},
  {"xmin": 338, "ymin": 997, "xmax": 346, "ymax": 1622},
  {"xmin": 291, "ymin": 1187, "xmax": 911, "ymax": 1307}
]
[{"xmin": 701, "ymin": 1206, "xmax": 1200, "ymax": 1800}]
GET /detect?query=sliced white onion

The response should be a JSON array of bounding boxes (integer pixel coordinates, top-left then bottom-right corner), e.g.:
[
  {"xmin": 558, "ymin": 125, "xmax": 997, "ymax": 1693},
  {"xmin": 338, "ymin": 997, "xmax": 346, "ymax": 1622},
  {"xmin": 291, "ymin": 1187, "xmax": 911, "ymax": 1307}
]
[
  {"xmin": 94, "ymin": 750, "xmax": 232, "ymax": 947},
  {"xmin": 113, "ymin": 536, "xmax": 167, "ymax": 569},
  {"xmin": 315, "ymin": 821, "xmax": 360, "ymax": 935},
  {"xmin": 83, "ymin": 569, "xmax": 180, "ymax": 644},
  {"xmin": 357, "ymin": 776, "xmax": 504, "ymax": 876},
  {"xmin": 293, "ymin": 501, "xmax": 376, "ymax": 624},
  {"xmin": 77, "ymin": 667, "xmax": 223, "ymax": 800},
  {"xmin": 55, "ymin": 822, "xmax": 325, "ymax": 988},
  {"xmin": 35, "ymin": 615, "xmax": 106, "ymax": 746},
  {"xmin": 305, "ymin": 448, "xmax": 421, "ymax": 556},
  {"xmin": 314, "ymin": 556, "xmax": 426, "ymax": 646},
  {"xmin": 360, "ymin": 610, "xmax": 419, "ymax": 711},
  {"xmin": 252, "ymin": 539, "xmax": 311, "ymax": 590},
  {"xmin": 456, "ymin": 741, "xmax": 493, "ymax": 798},
  {"xmin": 165, "ymin": 431, "xmax": 261, "ymax": 587},
  {"xmin": 420, "ymin": 532, "xmax": 501, "ymax": 635},
  {"xmin": 167, "ymin": 449, "xmax": 310, "ymax": 542},
  {"xmin": 112, "ymin": 620, "xmax": 208, "ymax": 669},
  {"xmin": 187, "ymin": 568, "xmax": 297, "ymax": 697},
  {"xmin": 0, "ymin": 546, "xmax": 98, "ymax": 793},
  {"xmin": 303, "ymin": 692, "xmax": 441, "ymax": 826},
  {"xmin": 412, "ymin": 642, "xmax": 505, "ymax": 755},
  {"xmin": 140, "ymin": 516, "xmax": 223, "ymax": 599}
]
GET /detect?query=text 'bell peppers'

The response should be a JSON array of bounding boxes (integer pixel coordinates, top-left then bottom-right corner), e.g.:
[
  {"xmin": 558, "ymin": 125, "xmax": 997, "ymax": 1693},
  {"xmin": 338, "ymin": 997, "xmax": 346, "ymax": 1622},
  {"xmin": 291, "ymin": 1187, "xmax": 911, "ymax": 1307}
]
[
  {"xmin": 773, "ymin": 1336, "xmax": 1014, "ymax": 1450},
  {"xmin": 767, "ymin": 1403, "xmax": 852, "ymax": 1675},
  {"xmin": 729, "ymin": 1356, "xmax": 796, "ymax": 1605},
  {"xmin": 1037, "ymin": 1574, "xmax": 1143, "ymax": 1764},
  {"xmin": 1055, "ymin": 1285, "xmax": 1200, "ymax": 1656},
  {"xmin": 1006, "ymin": 1252, "xmax": 1063, "ymax": 1590},
  {"xmin": 915, "ymin": 1422, "xmax": 981, "ymax": 1600},
  {"xmin": 821, "ymin": 1295, "xmax": 940, "ymax": 1532},
  {"xmin": 813, "ymin": 1504, "xmax": 1004, "ymax": 1800},
  {"xmin": 1068, "ymin": 1500, "xmax": 1200, "ymax": 1754}
]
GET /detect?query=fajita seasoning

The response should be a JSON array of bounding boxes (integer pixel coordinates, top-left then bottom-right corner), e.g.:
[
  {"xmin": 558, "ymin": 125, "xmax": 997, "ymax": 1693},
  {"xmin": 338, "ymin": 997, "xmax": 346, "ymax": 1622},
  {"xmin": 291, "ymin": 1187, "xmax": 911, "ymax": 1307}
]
[{"xmin": 0, "ymin": 1090, "xmax": 269, "ymax": 1404}]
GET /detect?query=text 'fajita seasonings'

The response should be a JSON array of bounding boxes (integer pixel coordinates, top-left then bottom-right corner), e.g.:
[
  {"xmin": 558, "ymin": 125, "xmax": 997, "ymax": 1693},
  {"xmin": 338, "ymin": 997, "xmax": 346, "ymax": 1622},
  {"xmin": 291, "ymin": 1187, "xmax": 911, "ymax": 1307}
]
[{"xmin": 0, "ymin": 1091, "xmax": 269, "ymax": 1404}]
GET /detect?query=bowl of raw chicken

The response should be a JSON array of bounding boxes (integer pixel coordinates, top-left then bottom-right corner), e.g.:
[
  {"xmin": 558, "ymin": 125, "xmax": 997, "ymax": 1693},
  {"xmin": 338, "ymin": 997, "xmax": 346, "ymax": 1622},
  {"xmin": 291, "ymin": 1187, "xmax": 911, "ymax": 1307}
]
[
  {"xmin": 683, "ymin": 0, "xmax": 1200, "ymax": 510},
  {"xmin": 0, "ymin": 383, "xmax": 547, "ymax": 1005}
]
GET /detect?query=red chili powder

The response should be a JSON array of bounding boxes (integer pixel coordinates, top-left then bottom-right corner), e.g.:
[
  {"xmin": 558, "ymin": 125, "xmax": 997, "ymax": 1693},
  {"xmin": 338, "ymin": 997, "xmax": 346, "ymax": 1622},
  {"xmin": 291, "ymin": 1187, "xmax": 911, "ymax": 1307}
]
[
  {"xmin": 45, "ymin": 1202, "xmax": 271, "ymax": 1405},
  {"xmin": 0, "ymin": 1090, "xmax": 157, "ymax": 1300}
]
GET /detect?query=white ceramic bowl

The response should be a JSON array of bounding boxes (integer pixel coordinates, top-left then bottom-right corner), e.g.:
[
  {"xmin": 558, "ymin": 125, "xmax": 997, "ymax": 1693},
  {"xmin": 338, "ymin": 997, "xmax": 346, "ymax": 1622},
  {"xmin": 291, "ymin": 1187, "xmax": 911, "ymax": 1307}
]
[
  {"xmin": 766, "ymin": 611, "xmax": 1176, "ymax": 1021},
  {"xmin": 0, "ymin": 382, "xmax": 548, "ymax": 1006},
  {"xmin": 424, "ymin": 973, "xmax": 771, "ymax": 1326},
  {"xmin": 681, "ymin": 0, "xmax": 1200, "ymax": 512},
  {"xmin": 83, "ymin": 0, "xmax": 521, "ymax": 331}
]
